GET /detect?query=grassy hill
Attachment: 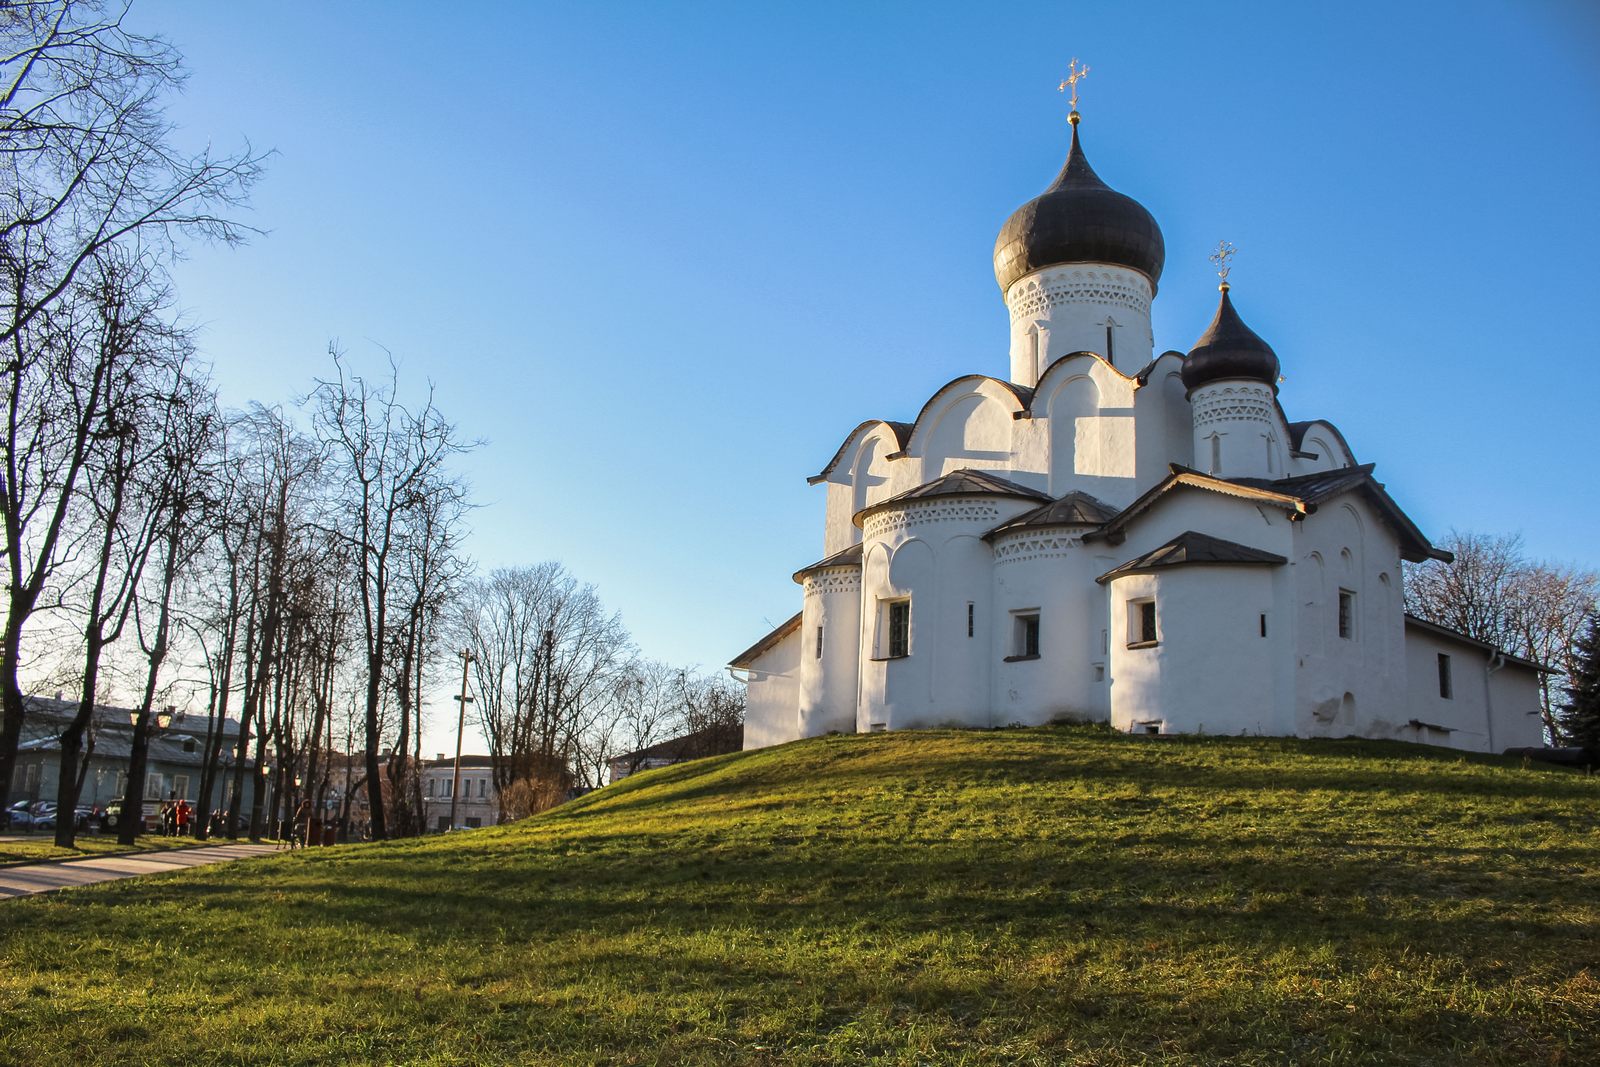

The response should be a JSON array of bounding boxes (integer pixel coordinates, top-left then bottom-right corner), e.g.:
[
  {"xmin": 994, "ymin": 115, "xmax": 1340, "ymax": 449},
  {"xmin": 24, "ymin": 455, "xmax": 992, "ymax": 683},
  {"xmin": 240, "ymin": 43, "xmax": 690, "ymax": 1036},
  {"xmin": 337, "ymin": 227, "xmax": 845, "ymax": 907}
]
[{"xmin": 1, "ymin": 726, "xmax": 1596, "ymax": 1065}]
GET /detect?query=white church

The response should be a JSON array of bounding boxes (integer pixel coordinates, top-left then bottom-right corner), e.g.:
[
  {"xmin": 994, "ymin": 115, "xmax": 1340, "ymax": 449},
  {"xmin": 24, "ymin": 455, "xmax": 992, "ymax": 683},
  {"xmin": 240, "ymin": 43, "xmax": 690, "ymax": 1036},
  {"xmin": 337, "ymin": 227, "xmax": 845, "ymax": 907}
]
[{"xmin": 729, "ymin": 100, "xmax": 1544, "ymax": 755}]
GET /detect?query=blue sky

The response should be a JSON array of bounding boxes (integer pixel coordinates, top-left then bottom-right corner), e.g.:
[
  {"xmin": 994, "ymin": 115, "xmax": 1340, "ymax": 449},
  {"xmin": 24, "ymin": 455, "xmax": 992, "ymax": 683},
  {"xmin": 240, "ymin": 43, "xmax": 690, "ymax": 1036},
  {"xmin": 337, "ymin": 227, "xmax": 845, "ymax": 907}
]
[{"xmin": 131, "ymin": 1, "xmax": 1600, "ymax": 748}]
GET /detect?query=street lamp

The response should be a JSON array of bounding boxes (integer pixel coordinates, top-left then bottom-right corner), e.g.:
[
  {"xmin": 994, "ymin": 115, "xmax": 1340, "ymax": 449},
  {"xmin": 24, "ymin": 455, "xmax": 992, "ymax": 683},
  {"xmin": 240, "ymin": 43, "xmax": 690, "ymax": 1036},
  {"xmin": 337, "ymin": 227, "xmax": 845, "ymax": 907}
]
[{"xmin": 449, "ymin": 648, "xmax": 476, "ymax": 831}]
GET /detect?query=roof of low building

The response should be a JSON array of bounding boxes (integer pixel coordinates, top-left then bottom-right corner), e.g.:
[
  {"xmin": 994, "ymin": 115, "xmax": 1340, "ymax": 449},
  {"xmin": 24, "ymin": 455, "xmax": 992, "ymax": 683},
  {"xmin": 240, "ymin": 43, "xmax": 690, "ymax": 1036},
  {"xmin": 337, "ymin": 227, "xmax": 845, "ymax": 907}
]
[
  {"xmin": 853, "ymin": 468, "xmax": 1051, "ymax": 526},
  {"xmin": 610, "ymin": 723, "xmax": 745, "ymax": 768},
  {"xmin": 1097, "ymin": 531, "xmax": 1287, "ymax": 584},
  {"xmin": 729, "ymin": 612, "xmax": 804, "ymax": 669},
  {"xmin": 1402, "ymin": 614, "xmax": 1547, "ymax": 672}
]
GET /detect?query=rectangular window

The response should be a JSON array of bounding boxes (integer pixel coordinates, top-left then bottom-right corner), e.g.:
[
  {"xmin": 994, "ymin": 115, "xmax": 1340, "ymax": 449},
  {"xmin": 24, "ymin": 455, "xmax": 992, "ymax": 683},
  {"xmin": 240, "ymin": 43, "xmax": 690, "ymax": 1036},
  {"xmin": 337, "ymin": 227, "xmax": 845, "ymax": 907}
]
[
  {"xmin": 173, "ymin": 775, "xmax": 190, "ymax": 800},
  {"xmin": 426, "ymin": 779, "xmax": 434, "ymax": 797},
  {"xmin": 145, "ymin": 774, "xmax": 163, "ymax": 800},
  {"xmin": 436, "ymin": 816, "xmax": 450, "ymax": 831},
  {"xmin": 466, "ymin": 817, "xmax": 482, "ymax": 829},
  {"xmin": 1437, "ymin": 653, "xmax": 1453, "ymax": 699},
  {"xmin": 887, "ymin": 600, "xmax": 910, "ymax": 658},
  {"xmin": 815, "ymin": 625, "xmax": 823, "ymax": 660},
  {"xmin": 1338, "ymin": 589, "xmax": 1356, "ymax": 639},
  {"xmin": 443, "ymin": 779, "xmax": 453, "ymax": 798},
  {"xmin": 1259, "ymin": 613, "xmax": 1268, "ymax": 637},
  {"xmin": 1127, "ymin": 598, "xmax": 1158, "ymax": 647},
  {"xmin": 967, "ymin": 602, "xmax": 974, "ymax": 638},
  {"xmin": 1010, "ymin": 611, "xmax": 1040, "ymax": 659}
]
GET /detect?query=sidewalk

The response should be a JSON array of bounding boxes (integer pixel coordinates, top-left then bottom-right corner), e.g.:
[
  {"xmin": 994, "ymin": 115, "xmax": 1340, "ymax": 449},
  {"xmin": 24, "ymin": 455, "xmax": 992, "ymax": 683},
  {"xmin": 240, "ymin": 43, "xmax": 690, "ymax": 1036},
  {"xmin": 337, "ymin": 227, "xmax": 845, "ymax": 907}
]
[{"xmin": 0, "ymin": 842, "xmax": 280, "ymax": 898}]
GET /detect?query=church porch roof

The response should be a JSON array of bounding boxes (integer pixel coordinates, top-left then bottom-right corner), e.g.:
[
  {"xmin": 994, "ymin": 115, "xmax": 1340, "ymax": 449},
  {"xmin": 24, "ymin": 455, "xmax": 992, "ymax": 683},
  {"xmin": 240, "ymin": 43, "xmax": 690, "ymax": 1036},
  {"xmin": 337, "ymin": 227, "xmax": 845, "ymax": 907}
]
[
  {"xmin": 984, "ymin": 490, "xmax": 1119, "ymax": 541},
  {"xmin": 728, "ymin": 612, "xmax": 803, "ymax": 670},
  {"xmin": 792, "ymin": 542, "xmax": 864, "ymax": 583},
  {"xmin": 853, "ymin": 468, "xmax": 1051, "ymax": 527},
  {"xmin": 1096, "ymin": 531, "xmax": 1287, "ymax": 584}
]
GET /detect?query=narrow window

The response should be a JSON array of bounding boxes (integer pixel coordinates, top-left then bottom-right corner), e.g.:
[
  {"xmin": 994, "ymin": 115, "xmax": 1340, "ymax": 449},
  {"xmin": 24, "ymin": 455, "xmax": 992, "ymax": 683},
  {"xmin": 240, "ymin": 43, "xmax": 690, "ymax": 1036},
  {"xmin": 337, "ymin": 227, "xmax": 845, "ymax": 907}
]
[
  {"xmin": 869, "ymin": 722, "xmax": 887, "ymax": 733},
  {"xmin": 1128, "ymin": 599, "xmax": 1158, "ymax": 647},
  {"xmin": 1105, "ymin": 322, "xmax": 1116, "ymax": 361},
  {"xmin": 1093, "ymin": 663, "xmax": 1105, "ymax": 682},
  {"xmin": 1144, "ymin": 723, "xmax": 1161, "ymax": 736},
  {"xmin": 815, "ymin": 625, "xmax": 824, "ymax": 660},
  {"xmin": 1259, "ymin": 613, "xmax": 1268, "ymax": 637},
  {"xmin": 1208, "ymin": 433, "xmax": 1223, "ymax": 475},
  {"xmin": 426, "ymin": 779, "xmax": 434, "ymax": 797},
  {"xmin": 1338, "ymin": 589, "xmax": 1356, "ymax": 639},
  {"xmin": 887, "ymin": 600, "xmax": 910, "ymax": 658},
  {"xmin": 966, "ymin": 602, "xmax": 974, "ymax": 638},
  {"xmin": 1027, "ymin": 324, "xmax": 1040, "ymax": 375},
  {"xmin": 1011, "ymin": 612, "xmax": 1040, "ymax": 658},
  {"xmin": 1437, "ymin": 653, "xmax": 1453, "ymax": 699}
]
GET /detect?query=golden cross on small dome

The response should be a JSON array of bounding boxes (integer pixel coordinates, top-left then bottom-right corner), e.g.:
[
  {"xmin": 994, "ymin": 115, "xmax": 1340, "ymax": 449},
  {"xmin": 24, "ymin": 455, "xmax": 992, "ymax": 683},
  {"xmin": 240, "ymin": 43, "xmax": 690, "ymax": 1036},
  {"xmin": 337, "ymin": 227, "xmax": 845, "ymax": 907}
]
[
  {"xmin": 1210, "ymin": 240, "xmax": 1237, "ymax": 291},
  {"xmin": 1058, "ymin": 58, "xmax": 1089, "ymax": 125}
]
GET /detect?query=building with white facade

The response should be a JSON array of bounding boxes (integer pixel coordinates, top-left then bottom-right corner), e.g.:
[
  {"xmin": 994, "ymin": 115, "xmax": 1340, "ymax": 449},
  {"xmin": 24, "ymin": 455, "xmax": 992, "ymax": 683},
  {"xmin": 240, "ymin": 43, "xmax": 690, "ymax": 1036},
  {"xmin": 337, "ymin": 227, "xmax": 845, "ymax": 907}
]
[{"xmin": 729, "ymin": 109, "xmax": 1544, "ymax": 754}]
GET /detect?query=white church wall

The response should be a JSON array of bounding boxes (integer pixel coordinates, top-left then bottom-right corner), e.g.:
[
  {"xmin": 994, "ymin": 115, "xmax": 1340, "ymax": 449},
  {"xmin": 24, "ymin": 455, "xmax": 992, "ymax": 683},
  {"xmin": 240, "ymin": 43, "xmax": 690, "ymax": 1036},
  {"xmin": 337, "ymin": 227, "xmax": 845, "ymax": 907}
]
[
  {"xmin": 1402, "ymin": 625, "xmax": 1546, "ymax": 752},
  {"xmin": 1150, "ymin": 363, "xmax": 1194, "ymax": 481},
  {"xmin": 1189, "ymin": 380, "xmax": 1289, "ymax": 480},
  {"xmin": 857, "ymin": 495, "xmax": 1037, "ymax": 731},
  {"xmin": 991, "ymin": 533, "xmax": 1112, "ymax": 724},
  {"xmin": 740, "ymin": 627, "xmax": 802, "ymax": 751},
  {"xmin": 1005, "ymin": 264, "xmax": 1155, "ymax": 384},
  {"xmin": 1291, "ymin": 496, "xmax": 1409, "ymax": 741},
  {"xmin": 799, "ymin": 568, "xmax": 862, "ymax": 736},
  {"xmin": 1288, "ymin": 421, "xmax": 1356, "ymax": 476},
  {"xmin": 1038, "ymin": 363, "xmax": 1140, "ymax": 506},
  {"xmin": 1107, "ymin": 567, "xmax": 1284, "ymax": 736}
]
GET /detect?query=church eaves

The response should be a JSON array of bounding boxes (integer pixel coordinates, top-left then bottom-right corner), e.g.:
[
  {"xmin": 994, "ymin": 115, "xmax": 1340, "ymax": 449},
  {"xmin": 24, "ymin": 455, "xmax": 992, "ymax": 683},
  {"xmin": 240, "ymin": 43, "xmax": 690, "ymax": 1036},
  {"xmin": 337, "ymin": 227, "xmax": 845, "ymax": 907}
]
[
  {"xmin": 983, "ymin": 490, "xmax": 1119, "ymax": 540},
  {"xmin": 1095, "ymin": 530, "xmax": 1288, "ymax": 584},
  {"xmin": 852, "ymin": 468, "xmax": 1051, "ymax": 527}
]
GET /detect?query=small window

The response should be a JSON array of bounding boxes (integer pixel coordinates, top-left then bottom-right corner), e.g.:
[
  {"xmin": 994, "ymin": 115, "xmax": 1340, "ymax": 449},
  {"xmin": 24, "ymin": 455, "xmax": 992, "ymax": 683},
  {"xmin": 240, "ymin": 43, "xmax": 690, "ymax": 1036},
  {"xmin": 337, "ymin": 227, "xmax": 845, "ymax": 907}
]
[
  {"xmin": 1437, "ymin": 653, "xmax": 1453, "ymax": 699},
  {"xmin": 1338, "ymin": 589, "xmax": 1356, "ymax": 639},
  {"xmin": 1093, "ymin": 663, "xmax": 1105, "ymax": 682},
  {"xmin": 1259, "ymin": 613, "xmax": 1268, "ymax": 637},
  {"xmin": 815, "ymin": 625, "xmax": 823, "ymax": 660},
  {"xmin": 1208, "ymin": 433, "xmax": 1222, "ymax": 475},
  {"xmin": 426, "ymin": 780, "xmax": 434, "ymax": 797},
  {"xmin": 173, "ymin": 775, "xmax": 190, "ymax": 800},
  {"xmin": 479, "ymin": 778, "xmax": 488, "ymax": 798},
  {"xmin": 887, "ymin": 600, "xmax": 910, "ymax": 658},
  {"xmin": 869, "ymin": 722, "xmax": 887, "ymax": 733},
  {"xmin": 1127, "ymin": 598, "xmax": 1158, "ymax": 647},
  {"xmin": 1105, "ymin": 322, "xmax": 1116, "ymax": 361},
  {"xmin": 1011, "ymin": 612, "xmax": 1040, "ymax": 659},
  {"xmin": 967, "ymin": 602, "xmax": 974, "ymax": 638},
  {"xmin": 1144, "ymin": 723, "xmax": 1161, "ymax": 736},
  {"xmin": 443, "ymin": 779, "xmax": 453, "ymax": 798}
]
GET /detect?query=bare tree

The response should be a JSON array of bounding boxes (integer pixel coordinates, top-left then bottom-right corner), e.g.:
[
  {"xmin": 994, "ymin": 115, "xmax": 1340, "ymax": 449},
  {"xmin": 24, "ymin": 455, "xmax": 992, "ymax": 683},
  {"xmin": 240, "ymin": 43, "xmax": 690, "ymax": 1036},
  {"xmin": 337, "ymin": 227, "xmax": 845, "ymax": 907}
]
[
  {"xmin": 0, "ymin": 0, "xmax": 261, "ymax": 800},
  {"xmin": 309, "ymin": 351, "xmax": 469, "ymax": 839},
  {"xmin": 458, "ymin": 562, "xmax": 629, "ymax": 816},
  {"xmin": 1406, "ymin": 531, "xmax": 1599, "ymax": 738}
]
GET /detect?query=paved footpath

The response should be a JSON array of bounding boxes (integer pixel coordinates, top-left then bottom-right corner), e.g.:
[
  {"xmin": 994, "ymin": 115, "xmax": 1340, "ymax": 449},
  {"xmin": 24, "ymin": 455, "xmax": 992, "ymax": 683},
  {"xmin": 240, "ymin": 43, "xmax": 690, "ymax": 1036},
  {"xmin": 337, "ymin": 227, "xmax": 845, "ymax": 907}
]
[{"xmin": 0, "ymin": 842, "xmax": 281, "ymax": 899}]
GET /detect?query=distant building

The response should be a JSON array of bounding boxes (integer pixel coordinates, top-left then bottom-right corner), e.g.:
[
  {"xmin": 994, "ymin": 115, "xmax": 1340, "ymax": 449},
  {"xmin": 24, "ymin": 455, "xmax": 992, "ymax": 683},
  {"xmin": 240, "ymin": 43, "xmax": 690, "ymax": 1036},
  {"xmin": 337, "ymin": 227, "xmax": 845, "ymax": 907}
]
[
  {"xmin": 8, "ymin": 695, "xmax": 264, "ymax": 825},
  {"xmin": 420, "ymin": 754, "xmax": 498, "ymax": 831},
  {"xmin": 608, "ymin": 723, "xmax": 744, "ymax": 785}
]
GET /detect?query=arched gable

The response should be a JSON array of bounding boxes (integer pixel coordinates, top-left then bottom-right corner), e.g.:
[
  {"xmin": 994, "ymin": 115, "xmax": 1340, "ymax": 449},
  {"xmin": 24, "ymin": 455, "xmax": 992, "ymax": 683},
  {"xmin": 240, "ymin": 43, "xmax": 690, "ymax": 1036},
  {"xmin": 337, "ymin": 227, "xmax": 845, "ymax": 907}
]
[
  {"xmin": 903, "ymin": 375, "xmax": 1031, "ymax": 479},
  {"xmin": 809, "ymin": 419, "xmax": 913, "ymax": 485},
  {"xmin": 1287, "ymin": 419, "xmax": 1357, "ymax": 471}
]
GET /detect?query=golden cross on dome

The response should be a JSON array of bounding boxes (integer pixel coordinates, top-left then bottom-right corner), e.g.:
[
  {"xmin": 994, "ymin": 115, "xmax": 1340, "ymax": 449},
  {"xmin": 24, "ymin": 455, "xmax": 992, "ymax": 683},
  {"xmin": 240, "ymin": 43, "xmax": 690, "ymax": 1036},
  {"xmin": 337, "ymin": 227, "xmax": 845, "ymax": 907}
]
[
  {"xmin": 1058, "ymin": 58, "xmax": 1089, "ymax": 123},
  {"xmin": 1210, "ymin": 240, "xmax": 1237, "ymax": 290}
]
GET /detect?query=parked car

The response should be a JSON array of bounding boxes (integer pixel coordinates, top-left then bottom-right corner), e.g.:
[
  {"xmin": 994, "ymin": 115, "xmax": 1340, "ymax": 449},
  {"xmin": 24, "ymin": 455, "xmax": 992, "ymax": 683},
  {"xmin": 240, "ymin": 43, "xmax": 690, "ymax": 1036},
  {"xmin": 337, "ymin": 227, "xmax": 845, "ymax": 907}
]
[
  {"xmin": 28, "ymin": 801, "xmax": 57, "ymax": 831},
  {"xmin": 2, "ymin": 801, "xmax": 34, "ymax": 832},
  {"xmin": 74, "ymin": 805, "xmax": 101, "ymax": 832}
]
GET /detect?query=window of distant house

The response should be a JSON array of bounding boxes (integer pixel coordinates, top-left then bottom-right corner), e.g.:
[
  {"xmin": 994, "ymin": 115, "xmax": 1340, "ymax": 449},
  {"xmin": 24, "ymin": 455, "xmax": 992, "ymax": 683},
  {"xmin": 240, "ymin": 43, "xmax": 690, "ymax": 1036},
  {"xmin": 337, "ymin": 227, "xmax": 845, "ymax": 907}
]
[
  {"xmin": 1437, "ymin": 653, "xmax": 1453, "ymax": 699},
  {"xmin": 173, "ymin": 775, "xmax": 189, "ymax": 800},
  {"xmin": 1008, "ymin": 611, "xmax": 1040, "ymax": 660},
  {"xmin": 479, "ymin": 778, "xmax": 488, "ymax": 798},
  {"xmin": 1338, "ymin": 589, "xmax": 1356, "ymax": 640},
  {"xmin": 885, "ymin": 599, "xmax": 910, "ymax": 658},
  {"xmin": 443, "ymin": 779, "xmax": 453, "ymax": 798},
  {"xmin": 1128, "ymin": 598, "xmax": 1158, "ymax": 648},
  {"xmin": 426, "ymin": 779, "xmax": 434, "ymax": 797}
]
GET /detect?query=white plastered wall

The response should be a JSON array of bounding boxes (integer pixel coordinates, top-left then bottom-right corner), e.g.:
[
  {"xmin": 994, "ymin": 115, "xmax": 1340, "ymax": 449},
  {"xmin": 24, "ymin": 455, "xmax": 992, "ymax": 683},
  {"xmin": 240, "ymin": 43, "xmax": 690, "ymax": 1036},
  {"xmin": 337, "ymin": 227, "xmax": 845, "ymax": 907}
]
[
  {"xmin": 739, "ymin": 628, "xmax": 802, "ymax": 751},
  {"xmin": 1402, "ymin": 625, "xmax": 1546, "ymax": 752},
  {"xmin": 799, "ymin": 568, "xmax": 862, "ymax": 735}
]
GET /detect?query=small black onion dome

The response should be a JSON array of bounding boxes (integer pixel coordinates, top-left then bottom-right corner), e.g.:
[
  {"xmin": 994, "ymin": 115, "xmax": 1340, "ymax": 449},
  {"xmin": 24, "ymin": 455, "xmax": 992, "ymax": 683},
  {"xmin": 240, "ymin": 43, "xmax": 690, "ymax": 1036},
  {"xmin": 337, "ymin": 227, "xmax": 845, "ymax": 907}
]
[
  {"xmin": 1180, "ymin": 286, "xmax": 1281, "ymax": 394},
  {"xmin": 993, "ymin": 120, "xmax": 1166, "ymax": 294}
]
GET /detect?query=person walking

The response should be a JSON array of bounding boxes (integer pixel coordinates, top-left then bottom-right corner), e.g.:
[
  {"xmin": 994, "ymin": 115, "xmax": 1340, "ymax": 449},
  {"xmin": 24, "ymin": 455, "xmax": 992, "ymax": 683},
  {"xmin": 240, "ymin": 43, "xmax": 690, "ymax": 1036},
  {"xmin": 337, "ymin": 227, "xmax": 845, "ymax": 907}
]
[{"xmin": 175, "ymin": 798, "xmax": 192, "ymax": 837}]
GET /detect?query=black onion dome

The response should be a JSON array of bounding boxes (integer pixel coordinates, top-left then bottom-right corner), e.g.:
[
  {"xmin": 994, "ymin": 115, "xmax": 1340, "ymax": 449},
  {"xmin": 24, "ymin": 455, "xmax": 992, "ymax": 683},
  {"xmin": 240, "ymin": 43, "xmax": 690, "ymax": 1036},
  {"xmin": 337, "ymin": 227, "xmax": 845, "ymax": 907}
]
[
  {"xmin": 993, "ymin": 122, "xmax": 1166, "ymax": 294},
  {"xmin": 1180, "ymin": 287, "xmax": 1281, "ymax": 394}
]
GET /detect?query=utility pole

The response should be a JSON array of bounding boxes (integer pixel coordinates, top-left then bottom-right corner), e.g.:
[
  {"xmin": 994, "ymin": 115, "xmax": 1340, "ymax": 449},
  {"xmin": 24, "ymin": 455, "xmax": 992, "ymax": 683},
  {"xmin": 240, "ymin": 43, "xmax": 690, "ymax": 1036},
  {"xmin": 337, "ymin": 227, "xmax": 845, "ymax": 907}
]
[{"xmin": 449, "ymin": 648, "xmax": 475, "ymax": 830}]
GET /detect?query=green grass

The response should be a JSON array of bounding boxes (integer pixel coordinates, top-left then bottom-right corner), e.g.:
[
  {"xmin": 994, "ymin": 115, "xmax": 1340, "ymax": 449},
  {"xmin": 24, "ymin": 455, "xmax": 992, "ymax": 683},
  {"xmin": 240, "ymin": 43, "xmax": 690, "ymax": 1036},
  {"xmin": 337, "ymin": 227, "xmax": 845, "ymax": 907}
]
[
  {"xmin": 0, "ymin": 833, "xmax": 217, "ymax": 867},
  {"xmin": 0, "ymin": 726, "xmax": 1596, "ymax": 1066}
]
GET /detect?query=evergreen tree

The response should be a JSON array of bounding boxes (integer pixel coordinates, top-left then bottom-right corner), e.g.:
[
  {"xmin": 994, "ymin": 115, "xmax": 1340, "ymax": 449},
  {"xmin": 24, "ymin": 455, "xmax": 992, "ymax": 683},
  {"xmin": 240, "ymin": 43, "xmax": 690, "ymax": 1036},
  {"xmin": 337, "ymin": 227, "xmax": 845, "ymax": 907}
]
[{"xmin": 1558, "ymin": 613, "xmax": 1600, "ymax": 764}]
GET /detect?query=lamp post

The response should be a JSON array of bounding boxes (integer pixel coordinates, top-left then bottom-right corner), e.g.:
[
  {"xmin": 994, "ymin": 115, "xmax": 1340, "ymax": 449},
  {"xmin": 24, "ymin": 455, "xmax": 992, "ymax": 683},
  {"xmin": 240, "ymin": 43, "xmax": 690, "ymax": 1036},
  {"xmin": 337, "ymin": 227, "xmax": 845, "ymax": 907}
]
[{"xmin": 449, "ymin": 648, "xmax": 475, "ymax": 830}]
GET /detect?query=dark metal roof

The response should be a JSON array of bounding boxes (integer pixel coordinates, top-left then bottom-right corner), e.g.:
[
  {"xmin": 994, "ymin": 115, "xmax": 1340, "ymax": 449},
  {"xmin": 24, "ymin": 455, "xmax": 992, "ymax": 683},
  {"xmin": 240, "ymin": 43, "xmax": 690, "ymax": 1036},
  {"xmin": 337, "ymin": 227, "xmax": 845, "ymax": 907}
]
[
  {"xmin": 1285, "ymin": 419, "xmax": 1357, "ymax": 463},
  {"xmin": 853, "ymin": 468, "xmax": 1051, "ymax": 526},
  {"xmin": 1097, "ymin": 530, "xmax": 1287, "ymax": 584},
  {"xmin": 985, "ymin": 490, "xmax": 1119, "ymax": 540},
  {"xmin": 1180, "ymin": 287, "xmax": 1280, "ymax": 394},
  {"xmin": 728, "ymin": 612, "xmax": 803, "ymax": 669},
  {"xmin": 994, "ymin": 121, "xmax": 1165, "ymax": 293},
  {"xmin": 808, "ymin": 420, "xmax": 913, "ymax": 485},
  {"xmin": 792, "ymin": 541, "xmax": 864, "ymax": 583},
  {"xmin": 1403, "ymin": 614, "xmax": 1547, "ymax": 672},
  {"xmin": 1084, "ymin": 463, "xmax": 1448, "ymax": 565}
]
